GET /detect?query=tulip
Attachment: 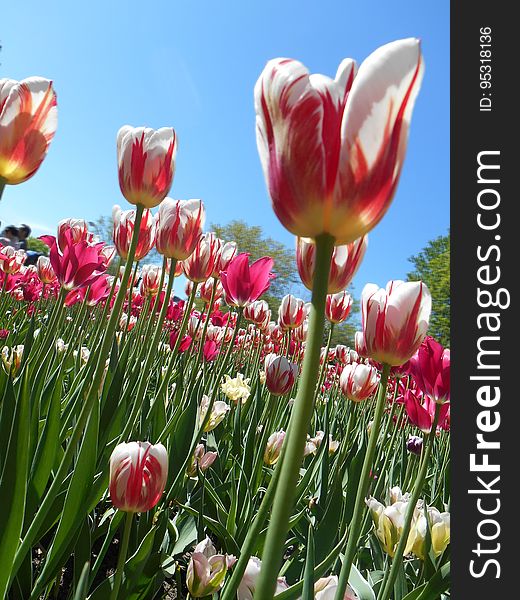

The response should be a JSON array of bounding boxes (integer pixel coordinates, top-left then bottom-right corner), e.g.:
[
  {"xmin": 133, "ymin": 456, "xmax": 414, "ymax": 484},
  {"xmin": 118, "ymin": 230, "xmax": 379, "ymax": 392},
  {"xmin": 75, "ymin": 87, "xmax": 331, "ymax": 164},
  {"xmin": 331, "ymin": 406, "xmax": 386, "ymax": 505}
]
[
  {"xmin": 314, "ymin": 576, "xmax": 359, "ymax": 600},
  {"xmin": 236, "ymin": 557, "xmax": 288, "ymax": 600},
  {"xmin": 335, "ymin": 345, "xmax": 358, "ymax": 365},
  {"xmin": 406, "ymin": 435, "xmax": 423, "ymax": 455},
  {"xmin": 264, "ymin": 430, "xmax": 286, "ymax": 465},
  {"xmin": 339, "ymin": 362, "xmax": 380, "ymax": 402},
  {"xmin": 296, "ymin": 236, "xmax": 367, "ymax": 293},
  {"xmin": 244, "ymin": 299, "xmax": 271, "ymax": 329},
  {"xmin": 187, "ymin": 444, "xmax": 218, "ymax": 477},
  {"xmin": 358, "ymin": 280, "xmax": 431, "ymax": 366},
  {"xmin": 199, "ymin": 395, "xmax": 230, "ymax": 432},
  {"xmin": 40, "ymin": 229, "xmax": 106, "ymax": 291},
  {"xmin": 408, "ymin": 336, "xmax": 450, "ymax": 404},
  {"xmin": 278, "ymin": 294, "xmax": 306, "ymax": 330},
  {"xmin": 187, "ymin": 538, "xmax": 235, "ymax": 597},
  {"xmin": 1, "ymin": 344, "xmax": 24, "ymax": 376},
  {"xmin": 108, "ymin": 441, "xmax": 168, "ymax": 513},
  {"xmin": 326, "ymin": 290, "xmax": 353, "ymax": 324},
  {"xmin": 36, "ymin": 255, "xmax": 57, "ymax": 284},
  {"xmin": 155, "ymin": 197, "xmax": 205, "ymax": 260},
  {"xmin": 365, "ymin": 496, "xmax": 415, "ymax": 557},
  {"xmin": 264, "ymin": 353, "xmax": 299, "ymax": 396},
  {"xmin": 0, "ymin": 77, "xmax": 57, "ymax": 186},
  {"xmin": 203, "ymin": 339, "xmax": 220, "ymax": 362},
  {"xmin": 183, "ymin": 232, "xmax": 220, "ymax": 283},
  {"xmin": 199, "ymin": 277, "xmax": 224, "ymax": 303},
  {"xmin": 140, "ymin": 264, "xmax": 162, "ymax": 297},
  {"xmin": 216, "ymin": 240, "xmax": 238, "ymax": 273},
  {"xmin": 255, "ymin": 39, "xmax": 424, "ymax": 243},
  {"xmin": 220, "ymin": 253, "xmax": 275, "ymax": 307},
  {"xmin": 117, "ymin": 125, "xmax": 177, "ymax": 208},
  {"xmin": 404, "ymin": 389, "xmax": 450, "ymax": 433},
  {"xmin": 112, "ymin": 204, "xmax": 156, "ymax": 261},
  {"xmin": 221, "ymin": 373, "xmax": 251, "ymax": 404},
  {"xmin": 0, "ymin": 246, "xmax": 26, "ymax": 274},
  {"xmin": 57, "ymin": 218, "xmax": 91, "ymax": 251},
  {"xmin": 408, "ymin": 505, "xmax": 450, "ymax": 560}
]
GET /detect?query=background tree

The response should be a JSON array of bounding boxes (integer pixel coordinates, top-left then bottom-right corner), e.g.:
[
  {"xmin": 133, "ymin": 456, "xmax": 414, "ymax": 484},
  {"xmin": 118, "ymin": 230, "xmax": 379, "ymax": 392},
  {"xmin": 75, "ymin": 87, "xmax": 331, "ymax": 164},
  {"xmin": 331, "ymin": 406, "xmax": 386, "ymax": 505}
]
[
  {"xmin": 407, "ymin": 232, "xmax": 450, "ymax": 347},
  {"xmin": 27, "ymin": 238, "xmax": 49, "ymax": 255},
  {"xmin": 211, "ymin": 220, "xmax": 300, "ymax": 315}
]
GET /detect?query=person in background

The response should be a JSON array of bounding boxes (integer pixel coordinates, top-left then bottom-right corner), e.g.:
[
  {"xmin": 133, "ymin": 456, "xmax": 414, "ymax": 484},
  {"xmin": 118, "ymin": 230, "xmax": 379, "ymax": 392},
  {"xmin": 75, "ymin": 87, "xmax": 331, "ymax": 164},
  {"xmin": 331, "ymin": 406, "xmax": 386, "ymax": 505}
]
[
  {"xmin": 18, "ymin": 224, "xmax": 32, "ymax": 251},
  {"xmin": 0, "ymin": 225, "xmax": 20, "ymax": 248}
]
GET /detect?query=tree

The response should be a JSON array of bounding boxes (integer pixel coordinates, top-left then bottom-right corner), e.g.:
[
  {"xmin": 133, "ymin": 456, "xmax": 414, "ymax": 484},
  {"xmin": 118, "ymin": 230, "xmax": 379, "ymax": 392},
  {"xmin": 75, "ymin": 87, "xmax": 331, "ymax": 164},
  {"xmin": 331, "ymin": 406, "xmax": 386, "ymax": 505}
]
[
  {"xmin": 211, "ymin": 220, "xmax": 299, "ymax": 315},
  {"xmin": 407, "ymin": 232, "xmax": 450, "ymax": 347},
  {"xmin": 27, "ymin": 237, "xmax": 49, "ymax": 255}
]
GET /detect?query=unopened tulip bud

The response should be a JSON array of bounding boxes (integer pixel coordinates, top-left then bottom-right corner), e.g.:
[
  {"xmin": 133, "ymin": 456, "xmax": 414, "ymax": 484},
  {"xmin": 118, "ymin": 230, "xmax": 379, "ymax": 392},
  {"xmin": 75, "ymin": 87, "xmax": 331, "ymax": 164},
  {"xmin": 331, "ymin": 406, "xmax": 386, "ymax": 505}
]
[
  {"xmin": 264, "ymin": 430, "xmax": 285, "ymax": 465},
  {"xmin": 264, "ymin": 353, "xmax": 299, "ymax": 396},
  {"xmin": 186, "ymin": 538, "xmax": 235, "ymax": 597},
  {"xmin": 1, "ymin": 344, "xmax": 24, "ymax": 375},
  {"xmin": 340, "ymin": 362, "xmax": 380, "ymax": 402},
  {"xmin": 117, "ymin": 125, "xmax": 177, "ymax": 208},
  {"xmin": 406, "ymin": 435, "xmax": 423, "ymax": 455}
]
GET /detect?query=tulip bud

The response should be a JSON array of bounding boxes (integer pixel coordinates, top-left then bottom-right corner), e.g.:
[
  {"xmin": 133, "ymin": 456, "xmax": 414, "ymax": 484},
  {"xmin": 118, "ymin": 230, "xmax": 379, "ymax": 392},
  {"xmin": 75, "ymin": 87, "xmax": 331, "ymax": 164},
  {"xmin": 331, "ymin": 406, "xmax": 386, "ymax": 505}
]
[
  {"xmin": 155, "ymin": 198, "xmax": 205, "ymax": 260},
  {"xmin": 264, "ymin": 430, "xmax": 286, "ymax": 465},
  {"xmin": 360, "ymin": 280, "xmax": 431, "ymax": 366},
  {"xmin": 186, "ymin": 538, "xmax": 235, "ymax": 597},
  {"xmin": 199, "ymin": 395, "xmax": 230, "ymax": 432},
  {"xmin": 339, "ymin": 362, "xmax": 380, "ymax": 402},
  {"xmin": 326, "ymin": 291, "xmax": 353, "ymax": 324},
  {"xmin": 1, "ymin": 344, "xmax": 24, "ymax": 376},
  {"xmin": 406, "ymin": 435, "xmax": 423, "ymax": 455},
  {"xmin": 0, "ymin": 77, "xmax": 57, "ymax": 185},
  {"xmin": 264, "ymin": 354, "xmax": 299, "ymax": 396},
  {"xmin": 117, "ymin": 125, "xmax": 177, "ymax": 208},
  {"xmin": 237, "ymin": 556, "xmax": 288, "ymax": 600},
  {"xmin": 278, "ymin": 294, "xmax": 306, "ymax": 330},
  {"xmin": 109, "ymin": 441, "xmax": 168, "ymax": 512},
  {"xmin": 112, "ymin": 204, "xmax": 156, "ymax": 261}
]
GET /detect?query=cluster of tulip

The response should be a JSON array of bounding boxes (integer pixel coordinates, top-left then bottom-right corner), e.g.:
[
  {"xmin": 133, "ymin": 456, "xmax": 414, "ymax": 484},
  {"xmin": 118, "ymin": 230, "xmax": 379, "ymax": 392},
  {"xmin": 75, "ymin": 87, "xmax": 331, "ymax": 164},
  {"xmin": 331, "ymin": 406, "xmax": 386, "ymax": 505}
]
[{"xmin": 0, "ymin": 37, "xmax": 450, "ymax": 600}]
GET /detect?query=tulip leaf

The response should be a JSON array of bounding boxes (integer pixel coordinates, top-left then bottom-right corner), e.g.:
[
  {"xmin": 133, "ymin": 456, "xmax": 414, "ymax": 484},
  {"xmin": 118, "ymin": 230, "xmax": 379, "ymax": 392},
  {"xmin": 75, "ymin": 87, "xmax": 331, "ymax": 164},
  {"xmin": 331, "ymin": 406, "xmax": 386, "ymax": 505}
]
[
  {"xmin": 302, "ymin": 524, "xmax": 316, "ymax": 600},
  {"xmin": 0, "ymin": 376, "xmax": 31, "ymax": 599},
  {"xmin": 72, "ymin": 561, "xmax": 91, "ymax": 600},
  {"xmin": 30, "ymin": 397, "xmax": 99, "ymax": 597},
  {"xmin": 349, "ymin": 563, "xmax": 376, "ymax": 600}
]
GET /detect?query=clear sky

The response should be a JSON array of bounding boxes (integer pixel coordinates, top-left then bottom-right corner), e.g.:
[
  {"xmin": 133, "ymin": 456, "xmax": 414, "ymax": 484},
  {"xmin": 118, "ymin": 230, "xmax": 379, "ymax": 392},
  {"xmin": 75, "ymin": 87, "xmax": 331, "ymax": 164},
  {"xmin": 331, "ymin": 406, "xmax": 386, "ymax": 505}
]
[{"xmin": 1, "ymin": 0, "xmax": 449, "ymax": 298}]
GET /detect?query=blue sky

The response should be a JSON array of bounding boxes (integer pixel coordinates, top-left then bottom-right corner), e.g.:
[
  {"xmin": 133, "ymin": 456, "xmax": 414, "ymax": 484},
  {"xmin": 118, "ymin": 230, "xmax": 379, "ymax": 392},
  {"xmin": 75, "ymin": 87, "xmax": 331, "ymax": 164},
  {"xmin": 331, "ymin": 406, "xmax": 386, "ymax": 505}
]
[{"xmin": 1, "ymin": 0, "xmax": 449, "ymax": 299}]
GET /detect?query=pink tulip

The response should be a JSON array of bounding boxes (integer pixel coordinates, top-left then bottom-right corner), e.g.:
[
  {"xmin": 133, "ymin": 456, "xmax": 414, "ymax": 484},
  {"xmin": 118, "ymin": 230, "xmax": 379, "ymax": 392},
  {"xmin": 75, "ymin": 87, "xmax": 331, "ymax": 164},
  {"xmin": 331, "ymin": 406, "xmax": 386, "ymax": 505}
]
[
  {"xmin": 109, "ymin": 441, "xmax": 168, "ymax": 512},
  {"xmin": 296, "ymin": 236, "xmax": 367, "ymax": 294},
  {"xmin": 0, "ymin": 77, "xmax": 57, "ymax": 185},
  {"xmin": 203, "ymin": 339, "xmax": 220, "ymax": 362},
  {"xmin": 404, "ymin": 389, "xmax": 450, "ymax": 433},
  {"xmin": 187, "ymin": 538, "xmax": 235, "ymax": 597},
  {"xmin": 326, "ymin": 291, "xmax": 353, "ymax": 324},
  {"xmin": 335, "ymin": 345, "xmax": 358, "ymax": 365},
  {"xmin": 40, "ymin": 229, "xmax": 106, "ymax": 291},
  {"xmin": 408, "ymin": 336, "xmax": 450, "ymax": 404},
  {"xmin": 216, "ymin": 240, "xmax": 238, "ymax": 274},
  {"xmin": 339, "ymin": 362, "xmax": 380, "ymax": 402},
  {"xmin": 79, "ymin": 274, "xmax": 111, "ymax": 307},
  {"xmin": 358, "ymin": 280, "xmax": 431, "ymax": 366},
  {"xmin": 199, "ymin": 277, "xmax": 224, "ymax": 303},
  {"xmin": 264, "ymin": 353, "xmax": 299, "ymax": 396},
  {"xmin": 220, "ymin": 253, "xmax": 275, "ymax": 308},
  {"xmin": 112, "ymin": 204, "xmax": 156, "ymax": 261},
  {"xmin": 255, "ymin": 39, "xmax": 424, "ymax": 243},
  {"xmin": 155, "ymin": 197, "xmax": 205, "ymax": 260},
  {"xmin": 117, "ymin": 125, "xmax": 177, "ymax": 208}
]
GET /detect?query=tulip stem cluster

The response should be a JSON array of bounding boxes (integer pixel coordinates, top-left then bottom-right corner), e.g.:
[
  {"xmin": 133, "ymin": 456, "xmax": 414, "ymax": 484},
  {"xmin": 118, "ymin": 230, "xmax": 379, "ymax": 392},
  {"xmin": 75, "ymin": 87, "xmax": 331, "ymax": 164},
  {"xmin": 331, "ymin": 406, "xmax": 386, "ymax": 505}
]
[
  {"xmin": 334, "ymin": 362, "xmax": 391, "ymax": 600},
  {"xmin": 254, "ymin": 233, "xmax": 335, "ymax": 599},
  {"xmin": 377, "ymin": 402, "xmax": 442, "ymax": 600}
]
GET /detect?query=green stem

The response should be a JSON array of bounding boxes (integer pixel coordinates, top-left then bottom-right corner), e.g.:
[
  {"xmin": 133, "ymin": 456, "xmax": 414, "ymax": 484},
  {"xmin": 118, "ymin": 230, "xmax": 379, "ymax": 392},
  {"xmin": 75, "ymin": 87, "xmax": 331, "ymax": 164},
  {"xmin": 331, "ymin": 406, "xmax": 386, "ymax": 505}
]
[
  {"xmin": 110, "ymin": 511, "xmax": 134, "ymax": 600},
  {"xmin": 377, "ymin": 403, "xmax": 442, "ymax": 600},
  {"xmin": 0, "ymin": 177, "xmax": 6, "ymax": 202},
  {"xmin": 254, "ymin": 233, "xmax": 334, "ymax": 600},
  {"xmin": 334, "ymin": 363, "xmax": 391, "ymax": 600}
]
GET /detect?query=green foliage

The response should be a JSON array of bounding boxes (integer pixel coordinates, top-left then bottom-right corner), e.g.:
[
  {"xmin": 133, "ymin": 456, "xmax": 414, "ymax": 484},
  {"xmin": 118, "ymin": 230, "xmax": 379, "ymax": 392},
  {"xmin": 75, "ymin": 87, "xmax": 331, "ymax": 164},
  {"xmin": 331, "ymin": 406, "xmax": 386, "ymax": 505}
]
[
  {"xmin": 26, "ymin": 237, "xmax": 49, "ymax": 255},
  {"xmin": 212, "ymin": 219, "xmax": 299, "ymax": 314},
  {"xmin": 407, "ymin": 232, "xmax": 450, "ymax": 347}
]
